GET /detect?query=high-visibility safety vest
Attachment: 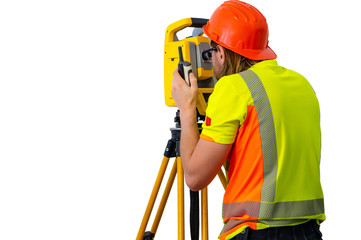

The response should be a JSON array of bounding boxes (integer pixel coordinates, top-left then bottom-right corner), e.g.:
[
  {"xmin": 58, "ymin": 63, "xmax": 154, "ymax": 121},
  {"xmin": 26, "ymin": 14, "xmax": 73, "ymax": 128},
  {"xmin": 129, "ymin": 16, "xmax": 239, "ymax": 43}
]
[{"xmin": 200, "ymin": 60, "xmax": 326, "ymax": 240}]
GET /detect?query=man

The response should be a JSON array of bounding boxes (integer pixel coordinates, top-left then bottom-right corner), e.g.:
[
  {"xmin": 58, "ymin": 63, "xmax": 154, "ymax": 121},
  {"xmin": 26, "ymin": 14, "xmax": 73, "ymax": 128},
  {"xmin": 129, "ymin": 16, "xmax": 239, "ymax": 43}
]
[{"xmin": 171, "ymin": 1, "xmax": 325, "ymax": 239}]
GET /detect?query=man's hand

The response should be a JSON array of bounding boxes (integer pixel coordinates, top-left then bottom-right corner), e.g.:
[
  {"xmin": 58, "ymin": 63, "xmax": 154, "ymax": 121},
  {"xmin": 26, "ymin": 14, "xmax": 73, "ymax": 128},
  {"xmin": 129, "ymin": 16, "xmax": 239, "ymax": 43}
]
[{"xmin": 171, "ymin": 68, "xmax": 198, "ymax": 113}]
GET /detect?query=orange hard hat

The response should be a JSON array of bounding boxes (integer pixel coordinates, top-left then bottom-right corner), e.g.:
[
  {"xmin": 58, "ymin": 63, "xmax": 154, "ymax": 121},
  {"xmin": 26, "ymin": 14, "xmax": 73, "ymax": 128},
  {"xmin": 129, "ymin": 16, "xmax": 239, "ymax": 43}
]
[{"xmin": 203, "ymin": 0, "xmax": 277, "ymax": 60}]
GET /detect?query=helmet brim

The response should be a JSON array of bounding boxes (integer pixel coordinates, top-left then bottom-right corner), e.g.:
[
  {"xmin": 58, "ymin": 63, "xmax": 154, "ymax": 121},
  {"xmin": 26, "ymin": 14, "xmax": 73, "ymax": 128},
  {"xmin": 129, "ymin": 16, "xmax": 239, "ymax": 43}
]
[{"xmin": 203, "ymin": 25, "xmax": 277, "ymax": 60}]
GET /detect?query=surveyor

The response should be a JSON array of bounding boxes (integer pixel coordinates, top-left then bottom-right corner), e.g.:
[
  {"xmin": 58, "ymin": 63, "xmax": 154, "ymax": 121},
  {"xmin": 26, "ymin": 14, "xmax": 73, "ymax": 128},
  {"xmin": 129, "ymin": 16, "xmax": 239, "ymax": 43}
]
[{"xmin": 171, "ymin": 1, "xmax": 326, "ymax": 239}]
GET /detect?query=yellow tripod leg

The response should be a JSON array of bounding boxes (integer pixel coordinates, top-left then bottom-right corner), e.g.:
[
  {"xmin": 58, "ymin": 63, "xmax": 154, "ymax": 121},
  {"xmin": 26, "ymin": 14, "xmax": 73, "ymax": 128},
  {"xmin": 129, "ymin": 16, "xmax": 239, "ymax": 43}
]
[
  {"xmin": 150, "ymin": 158, "xmax": 177, "ymax": 235},
  {"xmin": 136, "ymin": 156, "xmax": 170, "ymax": 240},
  {"xmin": 201, "ymin": 187, "xmax": 209, "ymax": 240},
  {"xmin": 217, "ymin": 169, "xmax": 227, "ymax": 190},
  {"xmin": 177, "ymin": 157, "xmax": 185, "ymax": 240}
]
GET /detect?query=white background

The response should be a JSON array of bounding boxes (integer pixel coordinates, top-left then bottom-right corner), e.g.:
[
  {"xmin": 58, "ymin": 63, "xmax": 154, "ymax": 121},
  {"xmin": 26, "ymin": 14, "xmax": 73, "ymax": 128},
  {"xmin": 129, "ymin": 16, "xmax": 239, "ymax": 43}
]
[{"xmin": 0, "ymin": 0, "xmax": 360, "ymax": 239}]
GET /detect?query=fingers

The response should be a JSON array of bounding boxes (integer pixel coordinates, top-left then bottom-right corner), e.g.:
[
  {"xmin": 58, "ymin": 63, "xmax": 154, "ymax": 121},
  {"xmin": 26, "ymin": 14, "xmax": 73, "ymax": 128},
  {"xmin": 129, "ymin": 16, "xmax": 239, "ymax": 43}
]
[
  {"xmin": 172, "ymin": 68, "xmax": 185, "ymax": 86},
  {"xmin": 172, "ymin": 69, "xmax": 184, "ymax": 92},
  {"xmin": 171, "ymin": 68, "xmax": 198, "ymax": 111},
  {"xmin": 173, "ymin": 68, "xmax": 181, "ymax": 78},
  {"xmin": 189, "ymin": 72, "xmax": 197, "ymax": 89},
  {"xmin": 173, "ymin": 68, "xmax": 198, "ymax": 90}
]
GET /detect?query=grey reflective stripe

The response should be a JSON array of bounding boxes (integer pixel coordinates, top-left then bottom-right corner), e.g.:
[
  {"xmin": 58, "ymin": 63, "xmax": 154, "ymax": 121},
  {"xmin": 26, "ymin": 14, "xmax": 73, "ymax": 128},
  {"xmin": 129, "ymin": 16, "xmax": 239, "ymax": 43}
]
[
  {"xmin": 222, "ymin": 198, "xmax": 324, "ymax": 234},
  {"xmin": 223, "ymin": 201, "xmax": 260, "ymax": 219},
  {"xmin": 223, "ymin": 198, "xmax": 325, "ymax": 219},
  {"xmin": 239, "ymin": 70, "xmax": 278, "ymax": 203},
  {"xmin": 259, "ymin": 198, "xmax": 324, "ymax": 219}
]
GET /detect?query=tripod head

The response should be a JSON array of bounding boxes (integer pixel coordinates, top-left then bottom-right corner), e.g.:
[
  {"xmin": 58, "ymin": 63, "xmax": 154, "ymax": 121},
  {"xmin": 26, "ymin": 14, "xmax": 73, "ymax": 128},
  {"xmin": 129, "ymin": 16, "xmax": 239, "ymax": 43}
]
[
  {"xmin": 172, "ymin": 109, "xmax": 205, "ymax": 128},
  {"xmin": 164, "ymin": 18, "xmax": 216, "ymax": 116}
]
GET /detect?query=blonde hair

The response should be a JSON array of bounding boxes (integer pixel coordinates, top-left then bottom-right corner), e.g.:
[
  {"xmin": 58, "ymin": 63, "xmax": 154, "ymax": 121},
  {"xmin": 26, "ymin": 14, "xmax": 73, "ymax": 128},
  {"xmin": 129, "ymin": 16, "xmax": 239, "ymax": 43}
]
[{"xmin": 211, "ymin": 41, "xmax": 260, "ymax": 77}]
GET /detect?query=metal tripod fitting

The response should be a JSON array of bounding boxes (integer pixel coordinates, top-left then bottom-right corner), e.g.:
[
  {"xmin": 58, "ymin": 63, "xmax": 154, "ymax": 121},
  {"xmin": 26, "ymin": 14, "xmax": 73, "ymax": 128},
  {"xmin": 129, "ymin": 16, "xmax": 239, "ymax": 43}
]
[{"xmin": 143, "ymin": 231, "xmax": 155, "ymax": 240}]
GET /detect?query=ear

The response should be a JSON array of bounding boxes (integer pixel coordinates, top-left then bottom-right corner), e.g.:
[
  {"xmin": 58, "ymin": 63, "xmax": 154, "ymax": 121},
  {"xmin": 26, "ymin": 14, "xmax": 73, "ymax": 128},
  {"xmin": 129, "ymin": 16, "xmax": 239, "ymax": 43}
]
[{"xmin": 217, "ymin": 45, "xmax": 226, "ymax": 65}]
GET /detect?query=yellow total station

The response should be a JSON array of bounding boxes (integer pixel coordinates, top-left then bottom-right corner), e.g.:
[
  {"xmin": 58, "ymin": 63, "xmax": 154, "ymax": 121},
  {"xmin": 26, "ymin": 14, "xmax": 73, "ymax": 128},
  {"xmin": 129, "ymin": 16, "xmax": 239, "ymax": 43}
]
[{"xmin": 164, "ymin": 18, "xmax": 215, "ymax": 116}]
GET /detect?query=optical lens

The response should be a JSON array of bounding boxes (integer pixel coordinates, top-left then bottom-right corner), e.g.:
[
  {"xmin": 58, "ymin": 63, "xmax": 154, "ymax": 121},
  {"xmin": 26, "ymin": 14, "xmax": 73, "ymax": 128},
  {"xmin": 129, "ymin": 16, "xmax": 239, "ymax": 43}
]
[{"xmin": 202, "ymin": 50, "xmax": 212, "ymax": 61}]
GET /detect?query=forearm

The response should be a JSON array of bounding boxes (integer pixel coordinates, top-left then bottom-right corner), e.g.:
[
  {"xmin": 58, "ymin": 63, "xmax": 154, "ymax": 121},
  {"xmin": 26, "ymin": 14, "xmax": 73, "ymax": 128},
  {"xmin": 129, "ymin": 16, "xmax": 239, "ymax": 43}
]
[
  {"xmin": 179, "ymin": 108, "xmax": 232, "ymax": 191},
  {"xmin": 179, "ymin": 109, "xmax": 199, "ymax": 177}
]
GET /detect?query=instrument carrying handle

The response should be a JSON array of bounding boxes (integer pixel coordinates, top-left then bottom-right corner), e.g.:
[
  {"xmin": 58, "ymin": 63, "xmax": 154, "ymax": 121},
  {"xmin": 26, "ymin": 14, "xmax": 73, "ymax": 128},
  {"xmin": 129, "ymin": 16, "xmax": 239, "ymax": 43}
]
[
  {"xmin": 165, "ymin": 18, "xmax": 209, "ymax": 43},
  {"xmin": 190, "ymin": 18, "xmax": 208, "ymax": 28}
]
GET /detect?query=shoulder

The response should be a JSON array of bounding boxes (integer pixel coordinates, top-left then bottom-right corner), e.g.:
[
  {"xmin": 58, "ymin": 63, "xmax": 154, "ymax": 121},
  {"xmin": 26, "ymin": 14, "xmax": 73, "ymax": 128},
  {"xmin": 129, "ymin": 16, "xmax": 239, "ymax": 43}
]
[
  {"xmin": 214, "ymin": 73, "xmax": 249, "ymax": 95},
  {"xmin": 212, "ymin": 73, "xmax": 254, "ymax": 106}
]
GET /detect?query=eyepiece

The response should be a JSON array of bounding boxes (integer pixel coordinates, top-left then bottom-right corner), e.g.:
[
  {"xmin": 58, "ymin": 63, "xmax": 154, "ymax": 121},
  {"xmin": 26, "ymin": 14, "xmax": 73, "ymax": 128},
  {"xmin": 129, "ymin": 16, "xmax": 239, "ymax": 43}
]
[
  {"xmin": 202, "ymin": 47, "xmax": 217, "ymax": 62},
  {"xmin": 202, "ymin": 50, "xmax": 212, "ymax": 61}
]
